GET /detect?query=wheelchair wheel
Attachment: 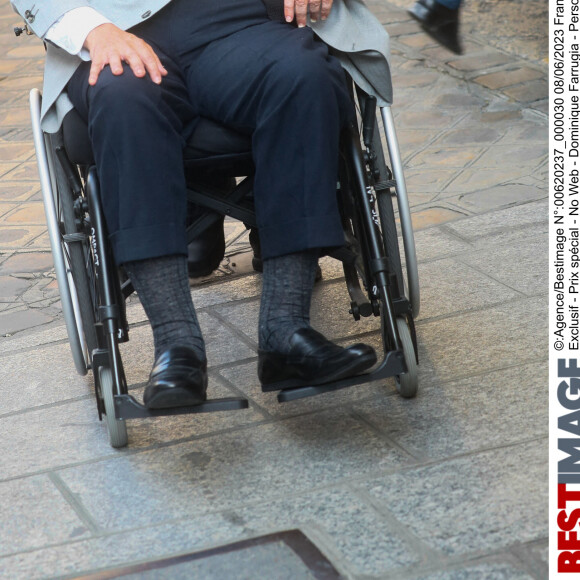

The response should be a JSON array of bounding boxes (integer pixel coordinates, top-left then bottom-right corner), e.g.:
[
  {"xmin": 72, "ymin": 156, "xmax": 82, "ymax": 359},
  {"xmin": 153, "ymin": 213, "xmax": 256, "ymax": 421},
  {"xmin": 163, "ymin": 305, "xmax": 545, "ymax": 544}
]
[
  {"xmin": 30, "ymin": 89, "xmax": 98, "ymax": 375},
  {"xmin": 371, "ymin": 123, "xmax": 406, "ymax": 300},
  {"xmin": 99, "ymin": 365, "xmax": 128, "ymax": 448},
  {"xmin": 50, "ymin": 134, "xmax": 100, "ymax": 362},
  {"xmin": 394, "ymin": 316, "xmax": 418, "ymax": 398}
]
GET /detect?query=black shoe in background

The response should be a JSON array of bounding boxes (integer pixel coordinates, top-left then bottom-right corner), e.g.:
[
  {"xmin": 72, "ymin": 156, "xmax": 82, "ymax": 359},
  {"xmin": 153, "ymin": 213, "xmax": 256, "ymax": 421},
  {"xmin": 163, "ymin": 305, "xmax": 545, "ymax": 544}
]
[{"xmin": 408, "ymin": 0, "xmax": 462, "ymax": 55}]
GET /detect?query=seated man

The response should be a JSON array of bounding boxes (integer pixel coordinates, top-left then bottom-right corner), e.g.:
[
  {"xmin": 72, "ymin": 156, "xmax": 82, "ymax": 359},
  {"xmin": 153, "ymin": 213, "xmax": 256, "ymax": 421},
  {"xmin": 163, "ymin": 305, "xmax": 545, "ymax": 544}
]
[{"xmin": 12, "ymin": 0, "xmax": 377, "ymax": 407}]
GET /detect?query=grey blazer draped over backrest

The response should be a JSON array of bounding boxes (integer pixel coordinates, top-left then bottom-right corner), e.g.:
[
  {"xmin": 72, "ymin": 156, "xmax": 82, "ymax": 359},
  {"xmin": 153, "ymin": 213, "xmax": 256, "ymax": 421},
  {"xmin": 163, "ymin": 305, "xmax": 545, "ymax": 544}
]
[{"xmin": 11, "ymin": 0, "xmax": 392, "ymax": 133}]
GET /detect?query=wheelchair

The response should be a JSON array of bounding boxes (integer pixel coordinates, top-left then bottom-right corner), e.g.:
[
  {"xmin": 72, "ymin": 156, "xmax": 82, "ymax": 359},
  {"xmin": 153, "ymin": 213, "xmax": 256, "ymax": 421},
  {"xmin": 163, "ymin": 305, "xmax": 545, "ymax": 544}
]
[{"xmin": 29, "ymin": 72, "xmax": 420, "ymax": 449}]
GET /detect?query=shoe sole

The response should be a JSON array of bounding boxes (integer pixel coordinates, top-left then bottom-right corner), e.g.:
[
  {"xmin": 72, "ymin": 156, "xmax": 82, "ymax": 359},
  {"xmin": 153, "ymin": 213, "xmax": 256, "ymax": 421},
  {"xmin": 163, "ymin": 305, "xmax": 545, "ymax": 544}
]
[{"xmin": 261, "ymin": 351, "xmax": 377, "ymax": 392}]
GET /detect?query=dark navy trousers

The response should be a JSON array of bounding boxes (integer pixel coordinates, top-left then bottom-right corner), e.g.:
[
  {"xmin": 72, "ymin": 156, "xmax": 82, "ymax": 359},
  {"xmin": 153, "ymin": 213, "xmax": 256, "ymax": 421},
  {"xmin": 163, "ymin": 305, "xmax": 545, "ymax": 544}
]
[{"xmin": 67, "ymin": 0, "xmax": 354, "ymax": 265}]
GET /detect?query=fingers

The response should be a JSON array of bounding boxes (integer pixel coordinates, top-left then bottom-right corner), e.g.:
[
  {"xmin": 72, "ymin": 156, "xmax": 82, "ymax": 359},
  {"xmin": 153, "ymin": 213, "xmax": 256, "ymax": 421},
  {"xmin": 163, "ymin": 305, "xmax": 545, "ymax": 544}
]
[
  {"xmin": 284, "ymin": 0, "xmax": 295, "ymax": 23},
  {"xmin": 294, "ymin": 0, "xmax": 308, "ymax": 27},
  {"xmin": 84, "ymin": 24, "xmax": 167, "ymax": 86},
  {"xmin": 320, "ymin": 0, "xmax": 333, "ymax": 20},
  {"xmin": 284, "ymin": 0, "xmax": 333, "ymax": 27},
  {"xmin": 309, "ymin": 0, "xmax": 321, "ymax": 22}
]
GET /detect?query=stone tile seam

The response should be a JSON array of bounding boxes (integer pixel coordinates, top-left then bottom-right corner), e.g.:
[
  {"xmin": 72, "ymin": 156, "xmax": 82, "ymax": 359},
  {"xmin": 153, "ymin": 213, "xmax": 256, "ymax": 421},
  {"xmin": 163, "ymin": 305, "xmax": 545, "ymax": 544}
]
[
  {"xmin": 353, "ymin": 550, "xmax": 541, "ymax": 580},
  {"xmin": 450, "ymin": 255, "xmax": 533, "ymax": 298},
  {"xmin": 396, "ymin": 111, "xmax": 475, "ymax": 166},
  {"xmin": 349, "ymin": 409, "xmax": 429, "ymax": 463},
  {"xmin": 389, "ymin": 38, "xmax": 548, "ymax": 110},
  {"xmin": 351, "ymin": 485, "xmax": 442, "ymax": 562},
  {"xmin": 47, "ymin": 471, "xmax": 103, "ymax": 535},
  {"xmin": 508, "ymin": 540, "xmax": 550, "ymax": 580},
  {"xmin": 0, "ymin": 438, "xmax": 548, "ymax": 563},
  {"xmin": 195, "ymin": 306, "xmax": 256, "ymax": 353},
  {"xmin": 212, "ymin": 368, "xmax": 279, "ymax": 423},
  {"xmin": 453, "ymin": 254, "xmax": 542, "ymax": 298},
  {"xmin": 414, "ymin": 292, "xmax": 547, "ymax": 327}
]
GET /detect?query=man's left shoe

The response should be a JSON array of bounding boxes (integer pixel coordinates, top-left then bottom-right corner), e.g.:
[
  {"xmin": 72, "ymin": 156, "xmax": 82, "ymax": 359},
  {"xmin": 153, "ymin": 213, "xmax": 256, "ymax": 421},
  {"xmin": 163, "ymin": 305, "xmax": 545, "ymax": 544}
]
[
  {"xmin": 187, "ymin": 216, "xmax": 226, "ymax": 278},
  {"xmin": 144, "ymin": 346, "xmax": 208, "ymax": 409},
  {"xmin": 408, "ymin": 0, "xmax": 462, "ymax": 55},
  {"xmin": 258, "ymin": 327, "xmax": 377, "ymax": 391}
]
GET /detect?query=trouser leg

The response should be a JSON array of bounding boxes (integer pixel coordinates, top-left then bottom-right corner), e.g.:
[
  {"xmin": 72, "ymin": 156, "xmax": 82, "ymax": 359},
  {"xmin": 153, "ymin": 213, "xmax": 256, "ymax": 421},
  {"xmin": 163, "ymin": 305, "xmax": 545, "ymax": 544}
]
[
  {"xmin": 184, "ymin": 22, "xmax": 354, "ymax": 260},
  {"xmin": 67, "ymin": 58, "xmax": 198, "ymax": 264}
]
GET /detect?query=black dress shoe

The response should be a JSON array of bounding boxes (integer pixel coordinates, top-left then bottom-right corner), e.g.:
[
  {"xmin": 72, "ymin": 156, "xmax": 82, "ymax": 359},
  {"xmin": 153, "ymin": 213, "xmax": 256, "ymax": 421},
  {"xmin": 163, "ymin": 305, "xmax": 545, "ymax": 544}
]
[
  {"xmin": 258, "ymin": 328, "xmax": 377, "ymax": 391},
  {"xmin": 187, "ymin": 216, "xmax": 226, "ymax": 278},
  {"xmin": 144, "ymin": 346, "xmax": 208, "ymax": 409},
  {"xmin": 408, "ymin": 0, "xmax": 462, "ymax": 55}
]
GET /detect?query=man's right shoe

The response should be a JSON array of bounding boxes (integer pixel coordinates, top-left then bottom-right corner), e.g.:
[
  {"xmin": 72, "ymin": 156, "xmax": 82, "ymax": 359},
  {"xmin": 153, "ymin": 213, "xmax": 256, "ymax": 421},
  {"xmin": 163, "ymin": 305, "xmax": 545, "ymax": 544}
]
[
  {"xmin": 144, "ymin": 346, "xmax": 208, "ymax": 409},
  {"xmin": 258, "ymin": 327, "xmax": 377, "ymax": 391},
  {"xmin": 408, "ymin": 0, "xmax": 462, "ymax": 55}
]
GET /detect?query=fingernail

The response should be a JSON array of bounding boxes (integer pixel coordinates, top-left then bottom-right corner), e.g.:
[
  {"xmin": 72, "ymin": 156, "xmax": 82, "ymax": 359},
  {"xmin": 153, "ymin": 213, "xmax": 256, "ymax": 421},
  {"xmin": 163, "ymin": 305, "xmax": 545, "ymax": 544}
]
[
  {"xmin": 298, "ymin": 23, "xmax": 305, "ymax": 28},
  {"xmin": 311, "ymin": 16, "xmax": 317, "ymax": 21},
  {"xmin": 286, "ymin": 15, "xmax": 292, "ymax": 22}
]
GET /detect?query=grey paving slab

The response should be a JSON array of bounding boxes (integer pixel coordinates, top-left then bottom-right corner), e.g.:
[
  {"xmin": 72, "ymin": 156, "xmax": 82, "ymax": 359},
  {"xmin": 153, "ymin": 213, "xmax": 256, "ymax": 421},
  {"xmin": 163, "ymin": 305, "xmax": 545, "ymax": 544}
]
[
  {"xmin": 353, "ymin": 361, "xmax": 546, "ymax": 460},
  {"xmin": 412, "ymin": 227, "xmax": 472, "ymax": 262},
  {"xmin": 416, "ymin": 258, "xmax": 521, "ymax": 320},
  {"xmin": 459, "ymin": 236, "xmax": 547, "ymax": 297},
  {"xmin": 472, "ymin": 144, "xmax": 547, "ymax": 170},
  {"xmin": 416, "ymin": 295, "xmax": 547, "ymax": 383},
  {"xmin": 444, "ymin": 199, "xmax": 548, "ymax": 242},
  {"xmin": 218, "ymin": 359, "xmax": 395, "ymax": 419},
  {"xmin": 361, "ymin": 440, "xmax": 547, "ymax": 556},
  {"xmin": 0, "ymin": 322, "xmax": 68, "ymax": 354},
  {"xmin": 0, "ymin": 307, "xmax": 53, "ymax": 335},
  {"xmin": 407, "ymin": 146, "xmax": 486, "ymax": 171},
  {"xmin": 0, "ymin": 397, "xmax": 123, "ymax": 479},
  {"xmin": 450, "ymin": 183, "xmax": 547, "ymax": 214},
  {"xmin": 116, "ymin": 542, "xmax": 317, "ymax": 580},
  {"xmin": 57, "ymin": 407, "xmax": 411, "ymax": 530},
  {"xmin": 413, "ymin": 560, "xmax": 535, "ymax": 580},
  {"xmin": 0, "ymin": 517, "xmax": 247, "ymax": 580},
  {"xmin": 0, "ymin": 475, "xmax": 90, "ymax": 557},
  {"xmin": 199, "ymin": 310, "xmax": 257, "ymax": 366},
  {"xmin": 231, "ymin": 488, "xmax": 421, "ymax": 576},
  {"xmin": 0, "ymin": 341, "xmax": 88, "ymax": 416}
]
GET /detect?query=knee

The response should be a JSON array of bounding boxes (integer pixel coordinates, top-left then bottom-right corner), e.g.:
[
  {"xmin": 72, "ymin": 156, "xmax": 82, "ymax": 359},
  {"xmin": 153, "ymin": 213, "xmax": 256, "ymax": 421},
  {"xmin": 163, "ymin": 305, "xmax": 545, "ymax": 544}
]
[
  {"xmin": 268, "ymin": 52, "xmax": 344, "ymax": 101},
  {"xmin": 88, "ymin": 65, "xmax": 163, "ymax": 121}
]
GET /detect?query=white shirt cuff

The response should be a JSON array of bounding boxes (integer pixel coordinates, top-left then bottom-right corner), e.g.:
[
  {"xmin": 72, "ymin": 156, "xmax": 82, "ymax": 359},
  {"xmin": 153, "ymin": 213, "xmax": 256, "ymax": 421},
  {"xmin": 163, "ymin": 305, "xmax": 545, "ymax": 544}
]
[{"xmin": 45, "ymin": 7, "xmax": 111, "ymax": 61}]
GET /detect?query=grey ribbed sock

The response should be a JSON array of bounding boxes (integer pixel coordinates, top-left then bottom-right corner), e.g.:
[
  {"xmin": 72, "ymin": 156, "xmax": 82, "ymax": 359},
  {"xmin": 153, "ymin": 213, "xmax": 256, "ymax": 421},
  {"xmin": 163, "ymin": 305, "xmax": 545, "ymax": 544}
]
[
  {"xmin": 258, "ymin": 249, "xmax": 319, "ymax": 353},
  {"xmin": 123, "ymin": 255, "xmax": 206, "ymax": 361}
]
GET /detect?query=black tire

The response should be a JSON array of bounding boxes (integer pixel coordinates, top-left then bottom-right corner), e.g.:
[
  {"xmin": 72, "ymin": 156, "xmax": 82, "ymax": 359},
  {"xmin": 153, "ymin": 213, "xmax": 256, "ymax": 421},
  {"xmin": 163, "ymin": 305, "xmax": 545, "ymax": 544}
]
[
  {"xmin": 370, "ymin": 122, "xmax": 405, "ymax": 299},
  {"xmin": 50, "ymin": 135, "xmax": 99, "ymax": 361}
]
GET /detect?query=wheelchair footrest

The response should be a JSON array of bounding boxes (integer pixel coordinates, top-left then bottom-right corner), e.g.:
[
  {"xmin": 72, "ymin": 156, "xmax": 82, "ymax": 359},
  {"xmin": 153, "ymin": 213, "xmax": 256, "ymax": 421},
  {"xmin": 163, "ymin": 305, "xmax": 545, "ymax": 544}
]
[
  {"xmin": 114, "ymin": 394, "xmax": 249, "ymax": 419},
  {"xmin": 277, "ymin": 349, "xmax": 406, "ymax": 403}
]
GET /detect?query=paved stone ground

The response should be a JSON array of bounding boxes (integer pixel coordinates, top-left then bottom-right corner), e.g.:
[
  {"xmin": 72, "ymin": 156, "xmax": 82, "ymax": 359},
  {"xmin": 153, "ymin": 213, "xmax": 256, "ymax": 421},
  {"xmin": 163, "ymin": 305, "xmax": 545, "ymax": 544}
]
[{"xmin": 0, "ymin": 1, "xmax": 547, "ymax": 578}]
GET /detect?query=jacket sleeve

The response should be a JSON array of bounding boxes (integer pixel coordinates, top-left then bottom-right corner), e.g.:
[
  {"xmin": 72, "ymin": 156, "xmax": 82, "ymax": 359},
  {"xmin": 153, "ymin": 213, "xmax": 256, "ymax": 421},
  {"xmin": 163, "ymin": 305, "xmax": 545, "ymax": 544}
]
[{"xmin": 10, "ymin": 1, "xmax": 93, "ymax": 38}]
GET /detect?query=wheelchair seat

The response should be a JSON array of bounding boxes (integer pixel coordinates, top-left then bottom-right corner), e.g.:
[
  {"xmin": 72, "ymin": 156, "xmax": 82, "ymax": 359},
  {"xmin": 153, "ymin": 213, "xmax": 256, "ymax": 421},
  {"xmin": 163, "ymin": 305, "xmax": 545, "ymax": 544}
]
[{"xmin": 62, "ymin": 107, "xmax": 253, "ymax": 170}]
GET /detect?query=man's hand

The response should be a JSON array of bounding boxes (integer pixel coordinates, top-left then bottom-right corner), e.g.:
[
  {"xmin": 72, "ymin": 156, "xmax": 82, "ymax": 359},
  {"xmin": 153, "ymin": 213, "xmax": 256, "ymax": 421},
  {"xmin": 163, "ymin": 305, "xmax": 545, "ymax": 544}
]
[
  {"xmin": 83, "ymin": 23, "xmax": 167, "ymax": 86},
  {"xmin": 284, "ymin": 0, "xmax": 333, "ymax": 27}
]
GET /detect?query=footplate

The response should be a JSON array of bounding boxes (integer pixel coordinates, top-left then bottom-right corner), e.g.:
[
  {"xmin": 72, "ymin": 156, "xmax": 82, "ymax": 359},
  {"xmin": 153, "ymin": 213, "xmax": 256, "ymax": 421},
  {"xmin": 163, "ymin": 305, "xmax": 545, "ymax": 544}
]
[
  {"xmin": 114, "ymin": 394, "xmax": 249, "ymax": 419},
  {"xmin": 277, "ymin": 349, "xmax": 406, "ymax": 403}
]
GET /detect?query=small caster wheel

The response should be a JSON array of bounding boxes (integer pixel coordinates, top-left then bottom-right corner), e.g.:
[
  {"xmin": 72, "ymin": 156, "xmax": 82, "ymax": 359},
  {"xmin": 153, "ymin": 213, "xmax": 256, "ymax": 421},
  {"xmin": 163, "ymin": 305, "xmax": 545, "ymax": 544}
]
[
  {"xmin": 100, "ymin": 366, "xmax": 128, "ymax": 448},
  {"xmin": 395, "ymin": 317, "xmax": 418, "ymax": 398}
]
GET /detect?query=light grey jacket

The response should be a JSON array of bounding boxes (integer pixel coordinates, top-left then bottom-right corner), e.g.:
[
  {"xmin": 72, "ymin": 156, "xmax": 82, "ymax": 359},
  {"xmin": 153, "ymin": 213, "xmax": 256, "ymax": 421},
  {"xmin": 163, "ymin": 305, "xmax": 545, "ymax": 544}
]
[{"xmin": 11, "ymin": 0, "xmax": 392, "ymax": 132}]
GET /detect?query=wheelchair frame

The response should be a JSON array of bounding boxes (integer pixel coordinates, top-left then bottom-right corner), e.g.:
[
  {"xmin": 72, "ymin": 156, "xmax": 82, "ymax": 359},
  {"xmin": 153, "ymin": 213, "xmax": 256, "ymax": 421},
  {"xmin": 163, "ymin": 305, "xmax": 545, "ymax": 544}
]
[{"xmin": 30, "ymin": 82, "xmax": 420, "ymax": 449}]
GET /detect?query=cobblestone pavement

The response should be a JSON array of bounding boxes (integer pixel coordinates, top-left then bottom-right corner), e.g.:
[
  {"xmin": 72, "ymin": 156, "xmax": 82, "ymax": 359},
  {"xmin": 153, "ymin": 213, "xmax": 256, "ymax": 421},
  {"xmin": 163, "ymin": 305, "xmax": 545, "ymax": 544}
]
[{"xmin": 0, "ymin": 0, "xmax": 547, "ymax": 578}]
